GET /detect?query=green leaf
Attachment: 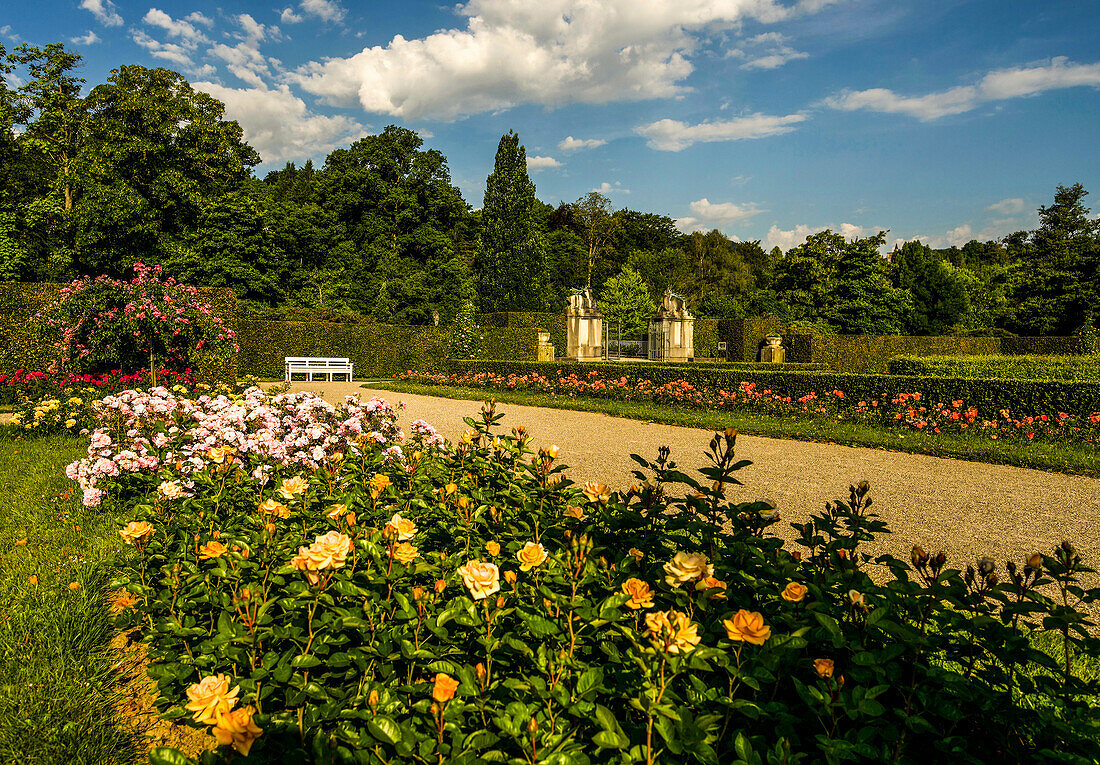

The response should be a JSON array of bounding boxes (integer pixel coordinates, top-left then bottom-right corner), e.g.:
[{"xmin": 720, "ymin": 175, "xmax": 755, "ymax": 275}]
[
  {"xmin": 291, "ymin": 654, "xmax": 322, "ymax": 669},
  {"xmin": 148, "ymin": 748, "xmax": 193, "ymax": 765},
  {"xmin": 367, "ymin": 716, "xmax": 402, "ymax": 745}
]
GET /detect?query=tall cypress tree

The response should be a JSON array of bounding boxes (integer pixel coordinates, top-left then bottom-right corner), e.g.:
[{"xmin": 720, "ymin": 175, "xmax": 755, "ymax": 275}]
[{"xmin": 476, "ymin": 131, "xmax": 549, "ymax": 311}]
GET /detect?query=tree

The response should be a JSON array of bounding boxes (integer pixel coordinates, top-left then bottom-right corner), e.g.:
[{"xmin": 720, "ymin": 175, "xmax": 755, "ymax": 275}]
[
  {"xmin": 476, "ymin": 131, "xmax": 550, "ymax": 312},
  {"xmin": 1010, "ymin": 184, "xmax": 1100, "ymax": 335},
  {"xmin": 573, "ymin": 192, "xmax": 619, "ymax": 289},
  {"xmin": 890, "ymin": 241, "xmax": 968, "ymax": 334},
  {"xmin": 597, "ymin": 266, "xmax": 656, "ymax": 339}
]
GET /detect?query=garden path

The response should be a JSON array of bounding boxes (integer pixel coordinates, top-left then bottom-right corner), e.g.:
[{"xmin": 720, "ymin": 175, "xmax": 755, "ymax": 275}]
[{"xmin": 285, "ymin": 380, "xmax": 1100, "ymax": 575}]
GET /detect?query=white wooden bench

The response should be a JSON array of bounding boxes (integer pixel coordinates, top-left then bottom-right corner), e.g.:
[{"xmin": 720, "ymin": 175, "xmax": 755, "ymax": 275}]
[{"xmin": 284, "ymin": 357, "xmax": 355, "ymax": 382}]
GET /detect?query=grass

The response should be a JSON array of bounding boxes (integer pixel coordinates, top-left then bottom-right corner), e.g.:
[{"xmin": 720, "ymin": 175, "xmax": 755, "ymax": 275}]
[
  {"xmin": 369, "ymin": 380, "xmax": 1100, "ymax": 477},
  {"xmin": 0, "ymin": 433, "xmax": 140, "ymax": 765}
]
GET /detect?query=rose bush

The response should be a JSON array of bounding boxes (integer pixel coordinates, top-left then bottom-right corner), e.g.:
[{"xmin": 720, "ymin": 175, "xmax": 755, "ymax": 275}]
[{"xmin": 83, "ymin": 393, "xmax": 1100, "ymax": 764}]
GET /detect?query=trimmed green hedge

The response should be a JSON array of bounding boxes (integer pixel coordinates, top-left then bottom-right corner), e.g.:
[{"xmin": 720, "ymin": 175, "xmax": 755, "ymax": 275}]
[
  {"xmin": 0, "ymin": 282, "xmax": 239, "ymax": 383},
  {"xmin": 479, "ymin": 312, "xmax": 565, "ymax": 358},
  {"xmin": 788, "ymin": 335, "xmax": 1004, "ymax": 373},
  {"xmin": 888, "ymin": 354, "xmax": 1100, "ymax": 380},
  {"xmin": 440, "ymin": 359, "xmax": 1100, "ymax": 417}
]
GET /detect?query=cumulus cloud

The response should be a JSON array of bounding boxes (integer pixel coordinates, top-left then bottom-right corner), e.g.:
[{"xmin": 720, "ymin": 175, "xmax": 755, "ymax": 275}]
[
  {"xmin": 288, "ymin": 0, "xmax": 839, "ymax": 120},
  {"xmin": 526, "ymin": 155, "xmax": 562, "ymax": 170},
  {"xmin": 635, "ymin": 112, "xmax": 806, "ymax": 151},
  {"xmin": 986, "ymin": 197, "xmax": 1026, "ymax": 215},
  {"xmin": 826, "ymin": 57, "xmax": 1100, "ymax": 120},
  {"xmin": 70, "ymin": 31, "xmax": 101, "ymax": 46},
  {"xmin": 131, "ymin": 30, "xmax": 197, "ymax": 67},
  {"xmin": 299, "ymin": 0, "xmax": 346, "ymax": 23},
  {"xmin": 676, "ymin": 198, "xmax": 765, "ymax": 231},
  {"xmin": 80, "ymin": 0, "xmax": 123, "ymax": 27},
  {"xmin": 727, "ymin": 31, "xmax": 808, "ymax": 70},
  {"xmin": 593, "ymin": 181, "xmax": 629, "ymax": 195},
  {"xmin": 281, "ymin": 7, "xmax": 304, "ymax": 24},
  {"xmin": 559, "ymin": 135, "xmax": 607, "ymax": 151},
  {"xmin": 143, "ymin": 8, "xmax": 210, "ymax": 46},
  {"xmin": 208, "ymin": 14, "xmax": 279, "ymax": 88},
  {"xmin": 762, "ymin": 222, "xmax": 875, "ymax": 253},
  {"xmin": 192, "ymin": 81, "xmax": 366, "ymax": 165}
]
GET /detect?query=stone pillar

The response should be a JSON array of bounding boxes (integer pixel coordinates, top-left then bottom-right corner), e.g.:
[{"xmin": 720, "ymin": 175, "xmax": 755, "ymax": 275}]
[
  {"xmin": 565, "ymin": 289, "xmax": 603, "ymax": 361},
  {"xmin": 537, "ymin": 331, "xmax": 555, "ymax": 362},
  {"xmin": 760, "ymin": 334, "xmax": 786, "ymax": 363},
  {"xmin": 648, "ymin": 291, "xmax": 694, "ymax": 362}
]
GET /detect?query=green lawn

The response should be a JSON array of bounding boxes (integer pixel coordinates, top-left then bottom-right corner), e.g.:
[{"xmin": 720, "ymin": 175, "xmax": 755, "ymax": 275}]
[
  {"xmin": 0, "ymin": 434, "xmax": 140, "ymax": 765},
  {"xmin": 371, "ymin": 380, "xmax": 1100, "ymax": 477}
]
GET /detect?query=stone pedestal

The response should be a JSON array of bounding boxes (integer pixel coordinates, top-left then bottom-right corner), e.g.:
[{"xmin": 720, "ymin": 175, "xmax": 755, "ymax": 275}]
[
  {"xmin": 565, "ymin": 289, "xmax": 603, "ymax": 361},
  {"xmin": 760, "ymin": 336, "xmax": 785, "ymax": 363},
  {"xmin": 537, "ymin": 331, "xmax": 555, "ymax": 362},
  {"xmin": 648, "ymin": 291, "xmax": 694, "ymax": 362}
]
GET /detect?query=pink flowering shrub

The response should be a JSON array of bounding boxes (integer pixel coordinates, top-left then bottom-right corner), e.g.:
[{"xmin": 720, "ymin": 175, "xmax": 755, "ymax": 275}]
[
  {"xmin": 65, "ymin": 386, "xmax": 438, "ymax": 507},
  {"xmin": 33, "ymin": 263, "xmax": 237, "ymax": 379}
]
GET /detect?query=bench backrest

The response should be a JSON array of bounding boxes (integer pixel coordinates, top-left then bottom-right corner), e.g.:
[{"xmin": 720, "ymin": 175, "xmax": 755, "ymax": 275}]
[{"xmin": 285, "ymin": 357, "xmax": 352, "ymax": 366}]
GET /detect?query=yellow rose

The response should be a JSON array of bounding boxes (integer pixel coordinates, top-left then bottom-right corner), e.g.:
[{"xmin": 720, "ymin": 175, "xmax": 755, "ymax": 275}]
[
  {"xmin": 563, "ymin": 506, "xmax": 586, "ymax": 521},
  {"xmin": 432, "ymin": 673, "xmax": 460, "ymax": 703},
  {"xmin": 278, "ymin": 475, "xmax": 309, "ymax": 499},
  {"xmin": 781, "ymin": 582, "xmax": 808, "ymax": 602},
  {"xmin": 157, "ymin": 481, "xmax": 185, "ymax": 500},
  {"xmin": 119, "ymin": 521, "xmax": 155, "ymax": 546},
  {"xmin": 645, "ymin": 609, "xmax": 701, "ymax": 654},
  {"xmin": 64, "ymin": 418, "xmax": 76, "ymax": 428},
  {"xmin": 622, "ymin": 578, "xmax": 655, "ymax": 609},
  {"xmin": 848, "ymin": 589, "xmax": 866, "ymax": 608},
  {"xmin": 199, "ymin": 541, "xmax": 228, "ymax": 559},
  {"xmin": 326, "ymin": 503, "xmax": 348, "ymax": 519},
  {"xmin": 629, "ymin": 548, "xmax": 644, "ymax": 563},
  {"xmin": 303, "ymin": 531, "xmax": 353, "ymax": 570},
  {"xmin": 369, "ymin": 474, "xmax": 392, "ymax": 497},
  {"xmin": 582, "ymin": 482, "xmax": 610, "ymax": 504},
  {"xmin": 393, "ymin": 542, "xmax": 419, "ymax": 564},
  {"xmin": 185, "ymin": 674, "xmax": 240, "ymax": 725},
  {"xmin": 516, "ymin": 542, "xmax": 548, "ymax": 572},
  {"xmin": 663, "ymin": 551, "xmax": 713, "ymax": 587},
  {"xmin": 258, "ymin": 498, "xmax": 290, "ymax": 518},
  {"xmin": 383, "ymin": 512, "xmax": 417, "ymax": 541},
  {"xmin": 723, "ymin": 609, "xmax": 771, "ymax": 645},
  {"xmin": 212, "ymin": 705, "xmax": 263, "ymax": 756},
  {"xmin": 814, "ymin": 658, "xmax": 835, "ymax": 678},
  {"xmin": 695, "ymin": 576, "xmax": 727, "ymax": 599},
  {"xmin": 207, "ymin": 446, "xmax": 228, "ymax": 464},
  {"xmin": 485, "ymin": 541, "xmax": 500, "ymax": 557},
  {"xmin": 457, "ymin": 560, "xmax": 500, "ymax": 601}
]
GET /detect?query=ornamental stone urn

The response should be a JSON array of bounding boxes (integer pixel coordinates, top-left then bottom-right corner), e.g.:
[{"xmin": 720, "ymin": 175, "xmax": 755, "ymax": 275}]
[{"xmin": 760, "ymin": 334, "xmax": 785, "ymax": 363}]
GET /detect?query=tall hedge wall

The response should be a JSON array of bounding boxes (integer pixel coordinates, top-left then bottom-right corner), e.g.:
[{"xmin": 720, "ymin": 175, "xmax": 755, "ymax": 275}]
[
  {"xmin": 888, "ymin": 354, "xmax": 1100, "ymax": 380},
  {"xmin": 0, "ymin": 282, "xmax": 239, "ymax": 383},
  {"xmin": 441, "ymin": 359, "xmax": 1100, "ymax": 417},
  {"xmin": 787, "ymin": 335, "xmax": 1003, "ymax": 373},
  {"xmin": 479, "ymin": 312, "xmax": 566, "ymax": 357}
]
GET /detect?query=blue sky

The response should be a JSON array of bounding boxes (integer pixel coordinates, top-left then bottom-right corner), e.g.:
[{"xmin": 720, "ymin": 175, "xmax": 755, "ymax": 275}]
[{"xmin": 3, "ymin": 0, "xmax": 1099, "ymax": 251}]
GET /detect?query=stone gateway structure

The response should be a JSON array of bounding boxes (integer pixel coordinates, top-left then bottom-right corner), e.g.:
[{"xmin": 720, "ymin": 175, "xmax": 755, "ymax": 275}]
[
  {"xmin": 565, "ymin": 288, "xmax": 603, "ymax": 361},
  {"xmin": 648, "ymin": 291, "xmax": 694, "ymax": 362}
]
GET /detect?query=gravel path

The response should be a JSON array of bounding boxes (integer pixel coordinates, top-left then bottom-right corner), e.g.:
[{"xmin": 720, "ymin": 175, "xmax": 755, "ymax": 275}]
[{"xmin": 283, "ymin": 380, "xmax": 1100, "ymax": 576}]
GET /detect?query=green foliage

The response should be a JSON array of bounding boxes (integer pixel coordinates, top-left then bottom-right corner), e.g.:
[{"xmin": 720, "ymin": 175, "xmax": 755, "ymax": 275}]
[
  {"xmin": 597, "ymin": 266, "xmax": 655, "ymax": 339},
  {"xmin": 573, "ymin": 192, "xmax": 620, "ymax": 289},
  {"xmin": 890, "ymin": 241, "xmax": 969, "ymax": 334},
  {"xmin": 477, "ymin": 131, "xmax": 550, "ymax": 312},
  {"xmin": 442, "ymin": 359, "xmax": 1100, "ymax": 417},
  {"xmin": 449, "ymin": 300, "xmax": 482, "ymax": 360},
  {"xmin": 789, "ymin": 334, "xmax": 1004, "ymax": 374},
  {"xmin": 888, "ymin": 354, "xmax": 1100, "ymax": 380},
  {"xmin": 99, "ymin": 396, "xmax": 1100, "ymax": 764}
]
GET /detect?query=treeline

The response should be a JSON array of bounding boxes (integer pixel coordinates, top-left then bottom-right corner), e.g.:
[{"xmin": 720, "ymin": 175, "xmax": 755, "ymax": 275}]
[{"xmin": 1, "ymin": 43, "xmax": 1097, "ymax": 337}]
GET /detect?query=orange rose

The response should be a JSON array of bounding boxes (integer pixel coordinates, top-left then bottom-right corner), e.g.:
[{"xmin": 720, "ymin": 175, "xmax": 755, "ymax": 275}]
[
  {"xmin": 111, "ymin": 590, "xmax": 140, "ymax": 612},
  {"xmin": 212, "ymin": 705, "xmax": 262, "ymax": 756},
  {"xmin": 516, "ymin": 542, "xmax": 548, "ymax": 572},
  {"xmin": 278, "ymin": 475, "xmax": 309, "ymax": 499},
  {"xmin": 258, "ymin": 498, "xmax": 290, "ymax": 518},
  {"xmin": 369, "ymin": 474, "xmax": 392, "ymax": 498},
  {"xmin": 393, "ymin": 542, "xmax": 419, "ymax": 564},
  {"xmin": 695, "ymin": 576, "xmax": 727, "ymax": 599},
  {"xmin": 781, "ymin": 582, "xmax": 808, "ymax": 603},
  {"xmin": 622, "ymin": 578, "xmax": 655, "ymax": 609},
  {"xmin": 582, "ymin": 482, "xmax": 610, "ymax": 504},
  {"xmin": 485, "ymin": 541, "xmax": 500, "ymax": 557},
  {"xmin": 723, "ymin": 609, "xmax": 771, "ymax": 645},
  {"xmin": 848, "ymin": 589, "xmax": 866, "ymax": 608},
  {"xmin": 563, "ymin": 506, "xmax": 586, "ymax": 520},
  {"xmin": 199, "ymin": 541, "xmax": 228, "ymax": 559},
  {"xmin": 814, "ymin": 658, "xmax": 835, "ymax": 678},
  {"xmin": 663, "ymin": 551, "xmax": 713, "ymax": 587},
  {"xmin": 432, "ymin": 673, "xmax": 460, "ymax": 703},
  {"xmin": 326, "ymin": 503, "xmax": 348, "ymax": 519},
  {"xmin": 383, "ymin": 513, "xmax": 417, "ymax": 541},
  {"xmin": 185, "ymin": 674, "xmax": 240, "ymax": 725},
  {"xmin": 503, "ymin": 570, "xmax": 517, "ymax": 585},
  {"xmin": 628, "ymin": 548, "xmax": 644, "ymax": 563},
  {"xmin": 457, "ymin": 560, "xmax": 500, "ymax": 600},
  {"xmin": 119, "ymin": 521, "xmax": 155, "ymax": 546},
  {"xmin": 645, "ymin": 609, "xmax": 701, "ymax": 654}
]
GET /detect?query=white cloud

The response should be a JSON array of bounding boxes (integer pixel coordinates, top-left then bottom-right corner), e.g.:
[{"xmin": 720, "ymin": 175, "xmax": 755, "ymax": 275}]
[
  {"xmin": 827, "ymin": 56, "xmax": 1100, "ymax": 120},
  {"xmin": 143, "ymin": 8, "xmax": 210, "ymax": 46},
  {"xmin": 675, "ymin": 197, "xmax": 764, "ymax": 231},
  {"xmin": 559, "ymin": 135, "xmax": 607, "ymax": 151},
  {"xmin": 186, "ymin": 12, "xmax": 214, "ymax": 27},
  {"xmin": 727, "ymin": 31, "xmax": 808, "ymax": 70},
  {"xmin": 70, "ymin": 31, "xmax": 101, "ymax": 46},
  {"xmin": 192, "ymin": 81, "xmax": 366, "ymax": 165},
  {"xmin": 289, "ymin": 0, "xmax": 839, "ymax": 120},
  {"xmin": 741, "ymin": 50, "xmax": 809, "ymax": 70},
  {"xmin": 762, "ymin": 222, "xmax": 875, "ymax": 252},
  {"xmin": 635, "ymin": 112, "xmax": 806, "ymax": 151},
  {"xmin": 593, "ymin": 181, "xmax": 629, "ymax": 195},
  {"xmin": 208, "ymin": 14, "xmax": 279, "ymax": 88},
  {"xmin": 131, "ymin": 30, "xmax": 196, "ymax": 67},
  {"xmin": 299, "ymin": 0, "xmax": 346, "ymax": 23},
  {"xmin": 80, "ymin": 0, "xmax": 123, "ymax": 27},
  {"xmin": 526, "ymin": 155, "xmax": 561, "ymax": 170},
  {"xmin": 281, "ymin": 8, "xmax": 304, "ymax": 24},
  {"xmin": 986, "ymin": 197, "xmax": 1025, "ymax": 215}
]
